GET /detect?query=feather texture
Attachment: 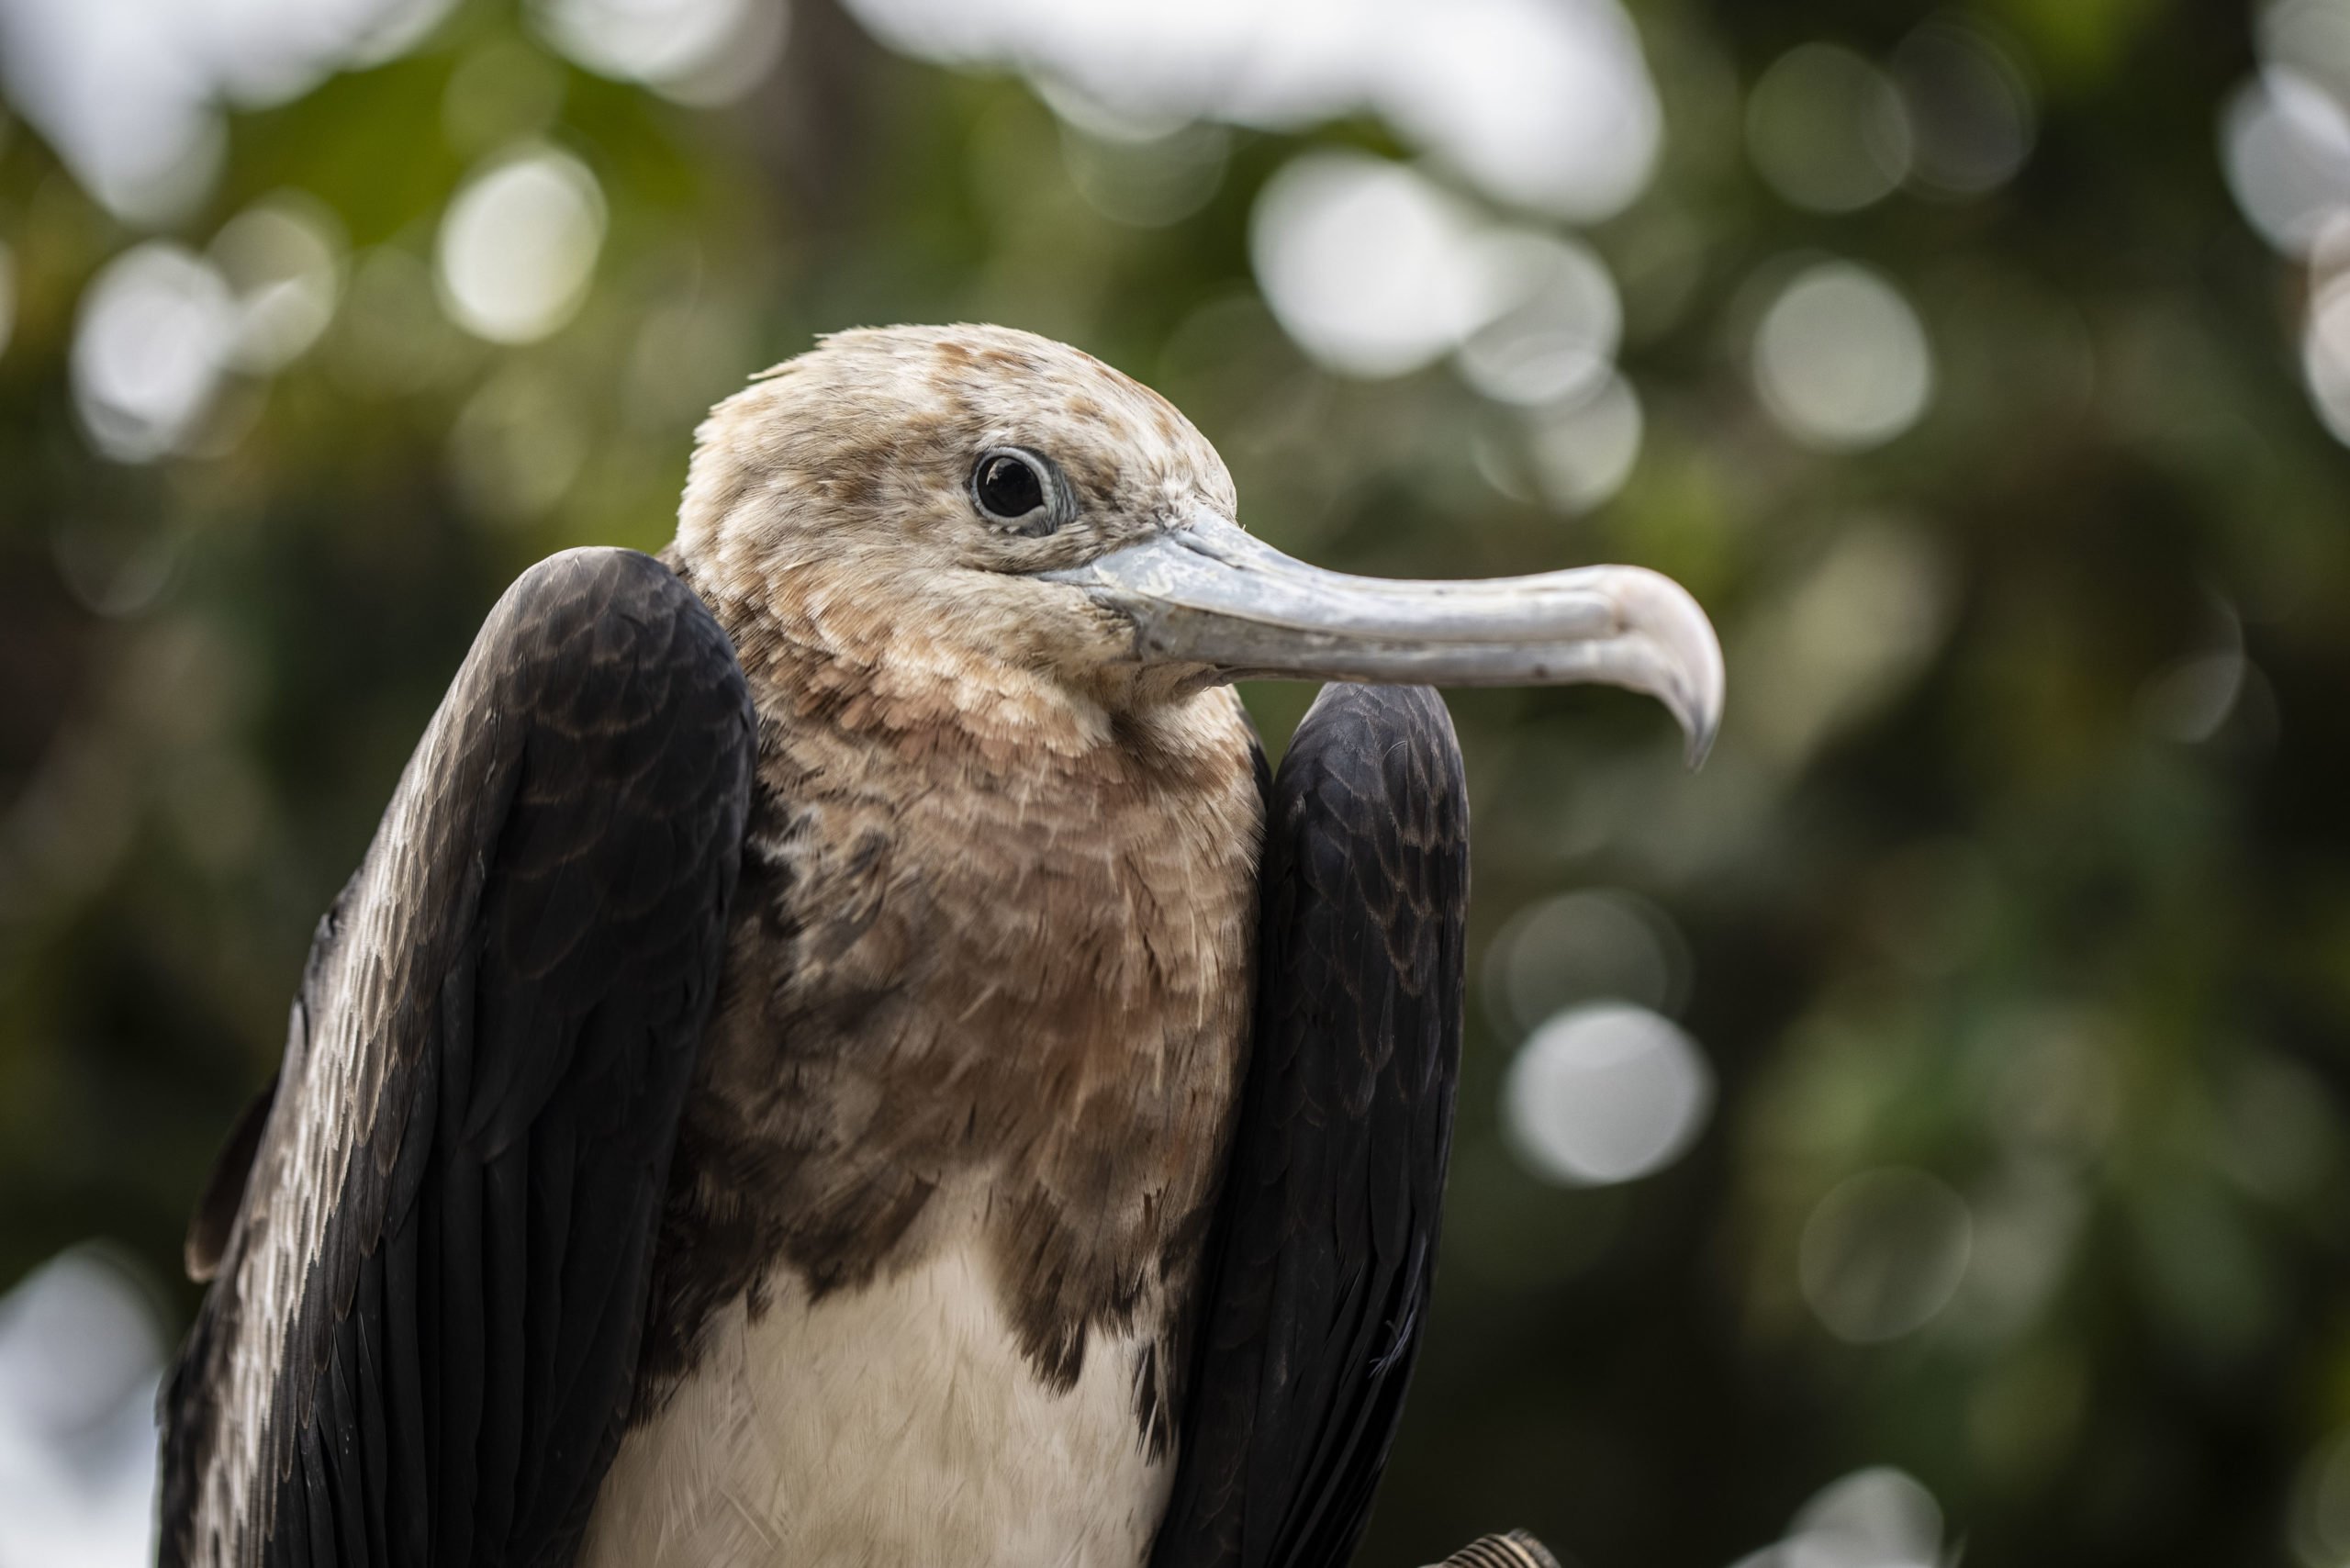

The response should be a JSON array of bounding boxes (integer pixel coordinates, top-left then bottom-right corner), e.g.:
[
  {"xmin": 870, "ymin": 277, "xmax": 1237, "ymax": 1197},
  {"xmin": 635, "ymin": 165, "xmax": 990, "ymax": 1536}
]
[
  {"xmin": 1154, "ymin": 683, "xmax": 1471, "ymax": 1568},
  {"xmin": 158, "ymin": 547, "xmax": 755, "ymax": 1568}
]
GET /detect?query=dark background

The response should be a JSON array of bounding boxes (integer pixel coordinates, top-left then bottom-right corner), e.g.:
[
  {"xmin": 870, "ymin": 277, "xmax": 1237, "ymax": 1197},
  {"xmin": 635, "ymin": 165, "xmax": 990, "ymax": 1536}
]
[{"xmin": 4, "ymin": 0, "xmax": 2348, "ymax": 1564}]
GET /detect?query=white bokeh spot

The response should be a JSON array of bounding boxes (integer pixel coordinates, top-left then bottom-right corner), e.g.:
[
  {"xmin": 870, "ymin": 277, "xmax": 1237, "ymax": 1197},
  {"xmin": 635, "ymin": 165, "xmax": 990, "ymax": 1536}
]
[
  {"xmin": 1730, "ymin": 1467, "xmax": 1947, "ymax": 1568},
  {"xmin": 72, "ymin": 241, "xmax": 240, "ymax": 462},
  {"xmin": 841, "ymin": 0, "xmax": 1661, "ymax": 221},
  {"xmin": 0, "ymin": 0, "xmax": 458, "ymax": 222},
  {"xmin": 2304, "ymin": 269, "xmax": 2350, "ymax": 443},
  {"xmin": 532, "ymin": 0, "xmax": 789, "ymax": 105},
  {"xmin": 1250, "ymin": 152, "xmax": 1497, "ymax": 379},
  {"xmin": 2222, "ymin": 69, "xmax": 2350, "ymax": 256},
  {"xmin": 1752, "ymin": 259, "xmax": 1935, "ymax": 451},
  {"xmin": 0, "ymin": 1247, "xmax": 168, "ymax": 1568},
  {"xmin": 435, "ymin": 148, "xmax": 609, "ymax": 345},
  {"xmin": 1505, "ymin": 1002, "xmax": 1714, "ymax": 1187}
]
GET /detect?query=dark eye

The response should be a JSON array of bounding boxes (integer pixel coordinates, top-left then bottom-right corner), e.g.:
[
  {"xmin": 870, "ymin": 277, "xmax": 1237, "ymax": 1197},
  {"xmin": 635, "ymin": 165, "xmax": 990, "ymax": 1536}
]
[{"xmin": 971, "ymin": 448, "xmax": 1055, "ymax": 530}]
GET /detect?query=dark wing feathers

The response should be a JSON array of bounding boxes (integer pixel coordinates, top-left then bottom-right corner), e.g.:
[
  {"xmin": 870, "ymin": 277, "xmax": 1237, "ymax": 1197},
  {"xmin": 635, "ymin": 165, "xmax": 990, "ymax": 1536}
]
[
  {"xmin": 1155, "ymin": 683, "xmax": 1471, "ymax": 1568},
  {"xmin": 186, "ymin": 1070, "xmax": 279, "ymax": 1282},
  {"xmin": 159, "ymin": 547, "xmax": 755, "ymax": 1568}
]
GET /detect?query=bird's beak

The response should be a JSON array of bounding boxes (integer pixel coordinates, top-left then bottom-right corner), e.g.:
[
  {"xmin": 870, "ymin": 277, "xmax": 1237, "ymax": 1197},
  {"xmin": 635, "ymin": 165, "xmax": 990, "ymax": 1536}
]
[{"xmin": 1041, "ymin": 510, "xmax": 1726, "ymax": 766}]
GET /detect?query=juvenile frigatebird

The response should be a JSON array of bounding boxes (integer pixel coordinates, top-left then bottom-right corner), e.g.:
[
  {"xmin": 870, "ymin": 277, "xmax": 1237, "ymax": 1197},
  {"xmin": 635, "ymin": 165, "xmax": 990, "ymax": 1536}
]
[{"xmin": 158, "ymin": 325, "xmax": 1722, "ymax": 1568}]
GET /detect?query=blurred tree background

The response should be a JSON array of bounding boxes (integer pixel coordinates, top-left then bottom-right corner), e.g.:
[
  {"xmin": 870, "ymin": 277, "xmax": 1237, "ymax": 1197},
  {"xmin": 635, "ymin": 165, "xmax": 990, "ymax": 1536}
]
[{"xmin": 5, "ymin": 0, "xmax": 2350, "ymax": 1563}]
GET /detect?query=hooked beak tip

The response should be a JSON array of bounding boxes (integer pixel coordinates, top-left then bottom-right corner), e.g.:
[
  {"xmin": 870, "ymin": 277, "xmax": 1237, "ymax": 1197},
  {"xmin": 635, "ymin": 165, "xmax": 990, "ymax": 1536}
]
[
  {"xmin": 1683, "ymin": 709, "xmax": 1721, "ymax": 770},
  {"xmin": 1610, "ymin": 565, "xmax": 1725, "ymax": 770}
]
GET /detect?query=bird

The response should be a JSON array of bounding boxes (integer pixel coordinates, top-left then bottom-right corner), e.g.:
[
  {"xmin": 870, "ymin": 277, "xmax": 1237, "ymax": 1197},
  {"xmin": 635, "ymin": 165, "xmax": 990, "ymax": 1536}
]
[{"xmin": 156, "ymin": 323, "xmax": 1723, "ymax": 1568}]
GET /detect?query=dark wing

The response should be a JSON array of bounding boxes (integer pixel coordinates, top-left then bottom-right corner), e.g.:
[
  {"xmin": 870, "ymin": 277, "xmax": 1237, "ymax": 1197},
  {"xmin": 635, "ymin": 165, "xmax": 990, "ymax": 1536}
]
[
  {"xmin": 159, "ymin": 548, "xmax": 755, "ymax": 1568},
  {"xmin": 1155, "ymin": 683, "xmax": 1471, "ymax": 1568}
]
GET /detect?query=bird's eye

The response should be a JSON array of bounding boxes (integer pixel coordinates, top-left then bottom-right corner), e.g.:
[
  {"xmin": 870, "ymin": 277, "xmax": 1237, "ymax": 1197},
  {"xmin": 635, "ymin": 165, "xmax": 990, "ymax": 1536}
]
[{"xmin": 971, "ymin": 448, "xmax": 1057, "ymax": 532}]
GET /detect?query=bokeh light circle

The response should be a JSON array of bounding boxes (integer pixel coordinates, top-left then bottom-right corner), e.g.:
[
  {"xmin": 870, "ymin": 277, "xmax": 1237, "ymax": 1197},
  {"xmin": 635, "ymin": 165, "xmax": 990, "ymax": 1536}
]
[
  {"xmin": 71, "ymin": 242, "xmax": 238, "ymax": 463},
  {"xmin": 212, "ymin": 195, "xmax": 343, "ymax": 373},
  {"xmin": 1752, "ymin": 260, "xmax": 1935, "ymax": 451},
  {"xmin": 1798, "ymin": 1167, "xmax": 1973, "ymax": 1343},
  {"xmin": 841, "ymin": 0, "xmax": 1661, "ymax": 220},
  {"xmin": 2304, "ymin": 273, "xmax": 2350, "ymax": 442},
  {"xmin": 2221, "ymin": 69, "xmax": 2350, "ymax": 257},
  {"xmin": 1746, "ymin": 43, "xmax": 1913, "ymax": 212},
  {"xmin": 1455, "ymin": 232, "xmax": 1622, "ymax": 407},
  {"xmin": 1504, "ymin": 1002, "xmax": 1714, "ymax": 1186},
  {"xmin": 533, "ymin": 0, "xmax": 789, "ymax": 105},
  {"xmin": 1250, "ymin": 151, "xmax": 1494, "ymax": 378},
  {"xmin": 1483, "ymin": 888, "xmax": 1690, "ymax": 1031},
  {"xmin": 435, "ymin": 147, "xmax": 608, "ymax": 344},
  {"xmin": 1526, "ymin": 373, "xmax": 1644, "ymax": 513},
  {"xmin": 1894, "ymin": 18, "xmax": 2036, "ymax": 196},
  {"xmin": 0, "ymin": 1248, "xmax": 170, "ymax": 1567},
  {"xmin": 2291, "ymin": 1427, "xmax": 2350, "ymax": 1568},
  {"xmin": 1786, "ymin": 1467, "xmax": 1944, "ymax": 1568}
]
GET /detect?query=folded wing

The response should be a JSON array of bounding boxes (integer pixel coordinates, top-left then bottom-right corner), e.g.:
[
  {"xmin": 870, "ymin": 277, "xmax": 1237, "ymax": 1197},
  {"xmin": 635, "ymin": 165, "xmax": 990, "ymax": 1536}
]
[
  {"xmin": 158, "ymin": 548, "xmax": 755, "ymax": 1568},
  {"xmin": 1155, "ymin": 683, "xmax": 1471, "ymax": 1568}
]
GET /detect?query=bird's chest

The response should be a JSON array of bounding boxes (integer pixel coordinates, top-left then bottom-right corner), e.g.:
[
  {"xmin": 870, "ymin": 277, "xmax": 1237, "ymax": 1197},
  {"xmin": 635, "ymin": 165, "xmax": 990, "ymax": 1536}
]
[
  {"xmin": 611, "ymin": 692, "xmax": 1262, "ymax": 1561},
  {"xmin": 583, "ymin": 1237, "xmax": 1170, "ymax": 1568}
]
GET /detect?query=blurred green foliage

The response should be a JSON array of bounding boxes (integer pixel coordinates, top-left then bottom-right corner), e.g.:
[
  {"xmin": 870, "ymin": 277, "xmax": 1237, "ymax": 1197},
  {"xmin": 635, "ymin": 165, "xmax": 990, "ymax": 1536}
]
[{"xmin": 5, "ymin": 1, "xmax": 2350, "ymax": 1565}]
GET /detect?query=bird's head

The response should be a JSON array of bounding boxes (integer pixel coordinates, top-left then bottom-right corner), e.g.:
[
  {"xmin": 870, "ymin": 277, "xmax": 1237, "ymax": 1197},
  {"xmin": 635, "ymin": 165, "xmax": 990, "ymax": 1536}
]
[{"xmin": 675, "ymin": 323, "xmax": 1723, "ymax": 762}]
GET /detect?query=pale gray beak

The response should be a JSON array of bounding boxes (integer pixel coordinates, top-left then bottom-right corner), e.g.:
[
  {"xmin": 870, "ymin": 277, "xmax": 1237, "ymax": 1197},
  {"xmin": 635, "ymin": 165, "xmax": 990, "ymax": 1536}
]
[{"xmin": 1044, "ymin": 511, "xmax": 1726, "ymax": 766}]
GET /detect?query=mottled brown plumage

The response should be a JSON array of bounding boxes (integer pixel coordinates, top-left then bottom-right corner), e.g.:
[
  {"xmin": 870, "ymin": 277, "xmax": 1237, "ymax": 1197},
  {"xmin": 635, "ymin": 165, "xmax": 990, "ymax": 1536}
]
[
  {"xmin": 632, "ymin": 328, "xmax": 1263, "ymax": 1428},
  {"xmin": 640, "ymin": 577, "xmax": 1262, "ymax": 1419}
]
